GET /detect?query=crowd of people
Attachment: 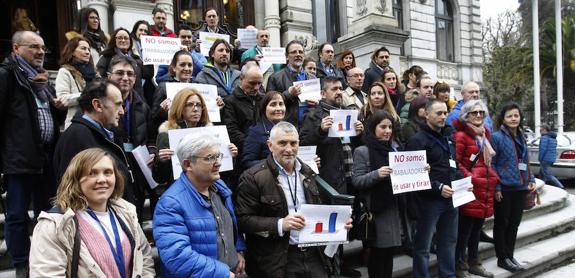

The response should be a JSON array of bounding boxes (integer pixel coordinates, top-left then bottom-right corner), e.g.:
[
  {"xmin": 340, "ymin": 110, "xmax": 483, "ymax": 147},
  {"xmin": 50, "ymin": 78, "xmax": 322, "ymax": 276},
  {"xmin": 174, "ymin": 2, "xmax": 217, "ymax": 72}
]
[{"xmin": 0, "ymin": 5, "xmax": 549, "ymax": 278}]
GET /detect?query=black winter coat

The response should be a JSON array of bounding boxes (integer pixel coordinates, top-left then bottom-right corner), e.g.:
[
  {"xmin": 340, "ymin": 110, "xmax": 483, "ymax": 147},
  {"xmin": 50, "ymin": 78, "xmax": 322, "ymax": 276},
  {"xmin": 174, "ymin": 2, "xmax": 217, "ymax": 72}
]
[
  {"xmin": 112, "ymin": 90, "xmax": 152, "ymax": 146},
  {"xmin": 222, "ymin": 86, "xmax": 263, "ymax": 152},
  {"xmin": 0, "ymin": 56, "xmax": 65, "ymax": 174},
  {"xmin": 96, "ymin": 52, "xmax": 149, "ymax": 95},
  {"xmin": 266, "ymin": 67, "xmax": 315, "ymax": 126},
  {"xmin": 361, "ymin": 61, "xmax": 384, "ymax": 93}
]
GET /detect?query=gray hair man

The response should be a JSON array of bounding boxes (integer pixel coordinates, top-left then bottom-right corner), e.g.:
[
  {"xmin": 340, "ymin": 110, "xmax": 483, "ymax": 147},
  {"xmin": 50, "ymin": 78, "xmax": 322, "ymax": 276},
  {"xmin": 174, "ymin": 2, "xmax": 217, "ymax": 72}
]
[
  {"xmin": 342, "ymin": 67, "xmax": 367, "ymax": 109},
  {"xmin": 447, "ymin": 81, "xmax": 493, "ymax": 130}
]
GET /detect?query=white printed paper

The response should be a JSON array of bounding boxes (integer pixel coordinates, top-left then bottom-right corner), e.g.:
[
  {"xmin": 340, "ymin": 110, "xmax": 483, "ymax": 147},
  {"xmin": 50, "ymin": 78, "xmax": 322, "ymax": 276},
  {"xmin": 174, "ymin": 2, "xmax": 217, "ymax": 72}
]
[
  {"xmin": 295, "ymin": 79, "xmax": 322, "ymax": 102},
  {"xmin": 451, "ymin": 176, "xmax": 475, "ymax": 208},
  {"xmin": 165, "ymin": 83, "xmax": 221, "ymax": 122},
  {"xmin": 389, "ymin": 151, "xmax": 431, "ymax": 194},
  {"xmin": 328, "ymin": 110, "xmax": 359, "ymax": 137},
  {"xmin": 199, "ymin": 32, "xmax": 231, "ymax": 56},
  {"xmin": 298, "ymin": 146, "xmax": 318, "ymax": 174},
  {"xmin": 131, "ymin": 145, "xmax": 158, "ymax": 189},
  {"xmin": 261, "ymin": 47, "xmax": 286, "ymax": 64},
  {"xmin": 297, "ymin": 204, "xmax": 352, "ymax": 246},
  {"xmin": 168, "ymin": 126, "xmax": 233, "ymax": 180},
  {"xmin": 237, "ymin": 28, "xmax": 257, "ymax": 49},
  {"xmin": 140, "ymin": 35, "xmax": 181, "ymax": 65}
]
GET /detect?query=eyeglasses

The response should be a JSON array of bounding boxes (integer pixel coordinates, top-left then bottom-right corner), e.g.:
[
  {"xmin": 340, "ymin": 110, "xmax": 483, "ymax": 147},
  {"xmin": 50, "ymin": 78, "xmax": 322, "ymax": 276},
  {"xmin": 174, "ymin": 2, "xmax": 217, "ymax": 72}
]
[
  {"xmin": 110, "ymin": 70, "xmax": 135, "ymax": 78},
  {"xmin": 349, "ymin": 73, "xmax": 364, "ymax": 78},
  {"xmin": 469, "ymin": 110, "xmax": 485, "ymax": 117},
  {"xmin": 193, "ymin": 153, "xmax": 224, "ymax": 164},
  {"xmin": 289, "ymin": 50, "xmax": 304, "ymax": 55},
  {"xmin": 19, "ymin": 44, "xmax": 47, "ymax": 52},
  {"xmin": 248, "ymin": 80, "xmax": 263, "ymax": 86},
  {"xmin": 115, "ymin": 36, "xmax": 130, "ymax": 41},
  {"xmin": 185, "ymin": 102, "xmax": 202, "ymax": 109}
]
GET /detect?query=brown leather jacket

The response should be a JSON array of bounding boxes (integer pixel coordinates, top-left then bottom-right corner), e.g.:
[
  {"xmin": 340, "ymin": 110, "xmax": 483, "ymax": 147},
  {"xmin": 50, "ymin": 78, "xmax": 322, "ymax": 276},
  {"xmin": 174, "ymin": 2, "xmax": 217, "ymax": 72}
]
[{"xmin": 234, "ymin": 155, "xmax": 326, "ymax": 278}]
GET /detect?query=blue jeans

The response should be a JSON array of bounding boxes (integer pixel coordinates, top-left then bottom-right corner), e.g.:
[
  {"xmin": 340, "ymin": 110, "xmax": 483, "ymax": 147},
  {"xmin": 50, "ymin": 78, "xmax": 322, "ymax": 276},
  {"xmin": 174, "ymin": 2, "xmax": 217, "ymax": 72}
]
[
  {"xmin": 455, "ymin": 215, "xmax": 485, "ymax": 263},
  {"xmin": 413, "ymin": 198, "xmax": 458, "ymax": 278},
  {"xmin": 4, "ymin": 161, "xmax": 57, "ymax": 267},
  {"xmin": 540, "ymin": 161, "xmax": 564, "ymax": 188}
]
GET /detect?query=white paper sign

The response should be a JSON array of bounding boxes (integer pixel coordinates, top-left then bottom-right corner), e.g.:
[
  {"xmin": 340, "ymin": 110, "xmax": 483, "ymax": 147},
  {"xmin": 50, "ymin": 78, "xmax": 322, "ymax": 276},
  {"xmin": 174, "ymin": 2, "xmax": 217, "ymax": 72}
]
[
  {"xmin": 389, "ymin": 151, "xmax": 432, "ymax": 194},
  {"xmin": 296, "ymin": 204, "xmax": 352, "ymax": 246},
  {"xmin": 451, "ymin": 176, "xmax": 475, "ymax": 208},
  {"xmin": 237, "ymin": 28, "xmax": 257, "ymax": 49},
  {"xmin": 165, "ymin": 82, "xmax": 221, "ymax": 122},
  {"xmin": 295, "ymin": 79, "xmax": 322, "ymax": 102},
  {"xmin": 131, "ymin": 145, "xmax": 158, "ymax": 189},
  {"xmin": 140, "ymin": 35, "xmax": 181, "ymax": 65},
  {"xmin": 199, "ymin": 32, "xmax": 231, "ymax": 56},
  {"xmin": 168, "ymin": 126, "xmax": 233, "ymax": 180},
  {"xmin": 261, "ymin": 47, "xmax": 286, "ymax": 64},
  {"xmin": 298, "ymin": 146, "xmax": 318, "ymax": 174},
  {"xmin": 328, "ymin": 110, "xmax": 359, "ymax": 137}
]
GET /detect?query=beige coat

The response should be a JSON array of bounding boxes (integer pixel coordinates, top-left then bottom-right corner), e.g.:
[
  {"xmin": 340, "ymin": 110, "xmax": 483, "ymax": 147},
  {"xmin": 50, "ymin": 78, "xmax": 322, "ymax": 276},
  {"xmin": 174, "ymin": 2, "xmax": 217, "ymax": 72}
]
[
  {"xmin": 342, "ymin": 86, "xmax": 367, "ymax": 110},
  {"xmin": 55, "ymin": 66, "xmax": 85, "ymax": 129},
  {"xmin": 29, "ymin": 199, "xmax": 155, "ymax": 278}
]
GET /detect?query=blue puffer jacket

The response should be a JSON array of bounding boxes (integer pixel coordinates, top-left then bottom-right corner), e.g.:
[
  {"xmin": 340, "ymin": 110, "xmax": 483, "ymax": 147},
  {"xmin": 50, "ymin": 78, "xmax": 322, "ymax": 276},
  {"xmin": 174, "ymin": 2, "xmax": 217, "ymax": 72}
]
[
  {"xmin": 539, "ymin": 132, "xmax": 558, "ymax": 163},
  {"xmin": 490, "ymin": 126, "xmax": 535, "ymax": 191},
  {"xmin": 153, "ymin": 172, "xmax": 246, "ymax": 278}
]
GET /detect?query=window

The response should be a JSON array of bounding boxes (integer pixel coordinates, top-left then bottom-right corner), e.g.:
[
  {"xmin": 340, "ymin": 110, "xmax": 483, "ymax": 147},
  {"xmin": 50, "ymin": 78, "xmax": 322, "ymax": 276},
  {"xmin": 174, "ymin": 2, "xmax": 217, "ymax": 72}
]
[
  {"xmin": 178, "ymin": 0, "xmax": 204, "ymax": 28},
  {"xmin": 175, "ymin": 0, "xmax": 254, "ymax": 33},
  {"xmin": 435, "ymin": 0, "xmax": 454, "ymax": 62},
  {"xmin": 392, "ymin": 0, "xmax": 403, "ymax": 29},
  {"xmin": 326, "ymin": 0, "xmax": 341, "ymax": 43}
]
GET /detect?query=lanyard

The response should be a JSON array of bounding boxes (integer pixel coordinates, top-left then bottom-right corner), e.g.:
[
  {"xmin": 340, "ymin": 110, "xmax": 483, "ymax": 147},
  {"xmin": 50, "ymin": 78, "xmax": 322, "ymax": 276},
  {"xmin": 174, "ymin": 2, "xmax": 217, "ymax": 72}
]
[
  {"xmin": 214, "ymin": 66, "xmax": 233, "ymax": 95},
  {"xmin": 122, "ymin": 97, "xmax": 131, "ymax": 139},
  {"xmin": 86, "ymin": 209, "xmax": 126, "ymax": 278},
  {"xmin": 285, "ymin": 171, "xmax": 298, "ymax": 212},
  {"xmin": 424, "ymin": 131, "xmax": 451, "ymax": 156}
]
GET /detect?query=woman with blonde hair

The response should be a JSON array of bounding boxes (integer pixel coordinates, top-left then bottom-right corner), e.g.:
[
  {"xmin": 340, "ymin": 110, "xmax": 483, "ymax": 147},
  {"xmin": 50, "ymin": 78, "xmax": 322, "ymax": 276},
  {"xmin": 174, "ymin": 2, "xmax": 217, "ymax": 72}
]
[
  {"xmin": 30, "ymin": 148, "xmax": 155, "ymax": 277},
  {"xmin": 153, "ymin": 88, "xmax": 237, "ymax": 187},
  {"xmin": 359, "ymin": 82, "xmax": 400, "ymax": 124}
]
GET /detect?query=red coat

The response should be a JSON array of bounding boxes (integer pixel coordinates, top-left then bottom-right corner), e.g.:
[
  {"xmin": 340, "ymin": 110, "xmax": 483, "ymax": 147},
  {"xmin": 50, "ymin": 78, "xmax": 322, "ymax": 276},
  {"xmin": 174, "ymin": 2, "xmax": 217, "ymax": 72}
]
[{"xmin": 453, "ymin": 120, "xmax": 500, "ymax": 218}]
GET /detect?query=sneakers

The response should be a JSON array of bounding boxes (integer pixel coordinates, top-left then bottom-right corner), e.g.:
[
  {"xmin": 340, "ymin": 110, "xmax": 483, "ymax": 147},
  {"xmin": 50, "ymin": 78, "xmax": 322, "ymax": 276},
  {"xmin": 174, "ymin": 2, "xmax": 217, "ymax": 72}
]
[
  {"xmin": 456, "ymin": 261, "xmax": 470, "ymax": 278},
  {"xmin": 469, "ymin": 260, "xmax": 494, "ymax": 278}
]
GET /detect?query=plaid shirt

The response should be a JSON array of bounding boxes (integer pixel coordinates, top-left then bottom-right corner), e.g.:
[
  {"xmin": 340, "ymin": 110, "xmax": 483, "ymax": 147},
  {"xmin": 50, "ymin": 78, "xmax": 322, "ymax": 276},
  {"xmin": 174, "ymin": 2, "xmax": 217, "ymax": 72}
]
[{"xmin": 35, "ymin": 99, "xmax": 55, "ymax": 144}]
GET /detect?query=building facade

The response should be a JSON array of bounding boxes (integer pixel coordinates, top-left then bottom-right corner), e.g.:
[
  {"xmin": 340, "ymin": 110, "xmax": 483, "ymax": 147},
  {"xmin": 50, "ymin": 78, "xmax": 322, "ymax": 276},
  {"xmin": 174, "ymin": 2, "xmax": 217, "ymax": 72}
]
[{"xmin": 0, "ymin": 0, "xmax": 482, "ymax": 89}]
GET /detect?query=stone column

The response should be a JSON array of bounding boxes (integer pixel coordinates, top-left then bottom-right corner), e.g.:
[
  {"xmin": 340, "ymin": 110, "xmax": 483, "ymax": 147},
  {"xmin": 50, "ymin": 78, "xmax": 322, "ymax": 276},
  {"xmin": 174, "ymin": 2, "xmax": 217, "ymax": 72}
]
[
  {"xmin": 264, "ymin": 0, "xmax": 281, "ymax": 47},
  {"xmin": 254, "ymin": 0, "xmax": 265, "ymax": 29},
  {"xmin": 155, "ymin": 0, "xmax": 175, "ymax": 31},
  {"xmin": 85, "ymin": 0, "xmax": 111, "ymax": 33},
  {"xmin": 338, "ymin": 0, "xmax": 407, "ymax": 71}
]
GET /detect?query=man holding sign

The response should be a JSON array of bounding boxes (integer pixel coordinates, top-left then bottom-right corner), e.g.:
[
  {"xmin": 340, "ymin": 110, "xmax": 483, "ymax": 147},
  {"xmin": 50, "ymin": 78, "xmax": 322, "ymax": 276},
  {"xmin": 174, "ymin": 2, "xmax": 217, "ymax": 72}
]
[{"xmin": 406, "ymin": 99, "xmax": 464, "ymax": 278}]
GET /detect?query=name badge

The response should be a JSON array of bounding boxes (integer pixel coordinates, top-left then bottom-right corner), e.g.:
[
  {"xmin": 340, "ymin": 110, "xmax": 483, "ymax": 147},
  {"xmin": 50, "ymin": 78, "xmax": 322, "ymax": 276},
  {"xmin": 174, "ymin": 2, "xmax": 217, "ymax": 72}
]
[
  {"xmin": 340, "ymin": 137, "xmax": 351, "ymax": 144},
  {"xmin": 469, "ymin": 153, "xmax": 477, "ymax": 162},
  {"xmin": 449, "ymin": 159, "xmax": 457, "ymax": 168},
  {"xmin": 518, "ymin": 163, "xmax": 528, "ymax": 171},
  {"xmin": 123, "ymin": 143, "xmax": 134, "ymax": 152}
]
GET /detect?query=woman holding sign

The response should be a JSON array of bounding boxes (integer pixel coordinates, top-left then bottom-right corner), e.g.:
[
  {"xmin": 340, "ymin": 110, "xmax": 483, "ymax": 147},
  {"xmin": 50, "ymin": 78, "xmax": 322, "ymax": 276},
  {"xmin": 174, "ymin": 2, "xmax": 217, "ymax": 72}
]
[
  {"xmin": 153, "ymin": 88, "xmax": 237, "ymax": 190},
  {"xmin": 490, "ymin": 103, "xmax": 536, "ymax": 273},
  {"xmin": 453, "ymin": 100, "xmax": 499, "ymax": 278},
  {"xmin": 352, "ymin": 110, "xmax": 410, "ymax": 278}
]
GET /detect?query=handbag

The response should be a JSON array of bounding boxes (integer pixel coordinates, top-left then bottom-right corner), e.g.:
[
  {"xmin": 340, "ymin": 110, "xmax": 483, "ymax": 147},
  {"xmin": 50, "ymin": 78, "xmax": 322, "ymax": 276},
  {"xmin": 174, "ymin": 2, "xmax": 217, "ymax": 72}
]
[
  {"xmin": 349, "ymin": 199, "xmax": 375, "ymax": 241},
  {"xmin": 524, "ymin": 160, "xmax": 541, "ymax": 210}
]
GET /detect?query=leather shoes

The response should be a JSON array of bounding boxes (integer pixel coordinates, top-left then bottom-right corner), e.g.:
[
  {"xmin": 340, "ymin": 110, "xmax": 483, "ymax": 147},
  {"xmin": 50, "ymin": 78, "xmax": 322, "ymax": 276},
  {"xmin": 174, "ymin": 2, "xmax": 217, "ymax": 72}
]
[
  {"xmin": 497, "ymin": 258, "xmax": 520, "ymax": 272},
  {"xmin": 509, "ymin": 258, "xmax": 525, "ymax": 270},
  {"xmin": 480, "ymin": 230, "xmax": 495, "ymax": 244}
]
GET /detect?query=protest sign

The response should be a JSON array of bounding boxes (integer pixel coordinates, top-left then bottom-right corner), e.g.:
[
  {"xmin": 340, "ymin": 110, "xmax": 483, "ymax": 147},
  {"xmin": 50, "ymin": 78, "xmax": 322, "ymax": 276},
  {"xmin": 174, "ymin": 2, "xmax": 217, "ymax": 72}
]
[
  {"xmin": 295, "ymin": 79, "xmax": 322, "ymax": 102},
  {"xmin": 199, "ymin": 32, "xmax": 230, "ymax": 56},
  {"xmin": 261, "ymin": 47, "xmax": 286, "ymax": 64},
  {"xmin": 131, "ymin": 145, "xmax": 158, "ymax": 189},
  {"xmin": 451, "ymin": 176, "xmax": 475, "ymax": 208},
  {"xmin": 165, "ymin": 83, "xmax": 220, "ymax": 122},
  {"xmin": 237, "ymin": 28, "xmax": 257, "ymax": 49},
  {"xmin": 389, "ymin": 150, "xmax": 431, "ymax": 194},
  {"xmin": 140, "ymin": 35, "xmax": 181, "ymax": 65},
  {"xmin": 298, "ymin": 146, "xmax": 318, "ymax": 174},
  {"xmin": 328, "ymin": 110, "xmax": 359, "ymax": 137},
  {"xmin": 296, "ymin": 204, "xmax": 352, "ymax": 246},
  {"xmin": 168, "ymin": 126, "xmax": 233, "ymax": 180}
]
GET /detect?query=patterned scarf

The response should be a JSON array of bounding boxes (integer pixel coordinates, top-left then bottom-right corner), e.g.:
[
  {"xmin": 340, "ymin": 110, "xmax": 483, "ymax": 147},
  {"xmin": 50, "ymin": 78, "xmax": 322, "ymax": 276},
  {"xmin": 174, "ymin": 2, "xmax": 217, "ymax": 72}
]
[
  {"xmin": 14, "ymin": 54, "xmax": 51, "ymax": 103},
  {"xmin": 466, "ymin": 122, "xmax": 496, "ymax": 166}
]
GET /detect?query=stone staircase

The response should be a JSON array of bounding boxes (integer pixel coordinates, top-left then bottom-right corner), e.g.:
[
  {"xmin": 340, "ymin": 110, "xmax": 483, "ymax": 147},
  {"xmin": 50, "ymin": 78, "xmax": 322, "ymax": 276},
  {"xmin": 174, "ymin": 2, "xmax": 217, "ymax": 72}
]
[{"xmin": 0, "ymin": 185, "xmax": 573, "ymax": 277}]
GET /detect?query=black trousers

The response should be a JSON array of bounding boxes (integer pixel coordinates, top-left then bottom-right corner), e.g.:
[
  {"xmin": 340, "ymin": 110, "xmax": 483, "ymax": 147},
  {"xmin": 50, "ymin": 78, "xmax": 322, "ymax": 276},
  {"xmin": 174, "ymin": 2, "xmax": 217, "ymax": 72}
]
[
  {"xmin": 368, "ymin": 247, "xmax": 394, "ymax": 278},
  {"xmin": 286, "ymin": 246, "xmax": 329, "ymax": 278},
  {"xmin": 493, "ymin": 190, "xmax": 527, "ymax": 260}
]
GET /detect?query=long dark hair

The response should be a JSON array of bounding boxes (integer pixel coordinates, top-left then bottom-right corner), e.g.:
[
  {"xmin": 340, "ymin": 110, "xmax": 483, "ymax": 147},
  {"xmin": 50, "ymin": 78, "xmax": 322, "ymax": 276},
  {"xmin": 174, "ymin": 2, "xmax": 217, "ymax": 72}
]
[
  {"xmin": 130, "ymin": 20, "xmax": 150, "ymax": 41},
  {"xmin": 495, "ymin": 102, "xmax": 524, "ymax": 131},
  {"xmin": 100, "ymin": 28, "xmax": 134, "ymax": 57},
  {"xmin": 59, "ymin": 36, "xmax": 90, "ymax": 66},
  {"xmin": 168, "ymin": 50, "xmax": 194, "ymax": 78},
  {"xmin": 367, "ymin": 110, "xmax": 399, "ymax": 142},
  {"xmin": 75, "ymin": 8, "xmax": 107, "ymax": 50},
  {"xmin": 257, "ymin": 91, "xmax": 285, "ymax": 121}
]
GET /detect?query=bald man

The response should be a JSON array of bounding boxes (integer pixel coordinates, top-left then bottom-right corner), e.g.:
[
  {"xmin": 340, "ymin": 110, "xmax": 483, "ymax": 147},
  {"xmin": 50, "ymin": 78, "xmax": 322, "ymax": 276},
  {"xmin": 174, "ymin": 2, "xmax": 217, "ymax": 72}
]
[{"xmin": 446, "ymin": 81, "xmax": 493, "ymax": 130}]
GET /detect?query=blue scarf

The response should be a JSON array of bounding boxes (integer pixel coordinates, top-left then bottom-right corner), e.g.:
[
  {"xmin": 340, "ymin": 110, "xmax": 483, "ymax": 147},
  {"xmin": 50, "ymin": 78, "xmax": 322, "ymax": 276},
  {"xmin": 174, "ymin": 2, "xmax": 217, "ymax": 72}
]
[{"xmin": 14, "ymin": 54, "xmax": 51, "ymax": 103}]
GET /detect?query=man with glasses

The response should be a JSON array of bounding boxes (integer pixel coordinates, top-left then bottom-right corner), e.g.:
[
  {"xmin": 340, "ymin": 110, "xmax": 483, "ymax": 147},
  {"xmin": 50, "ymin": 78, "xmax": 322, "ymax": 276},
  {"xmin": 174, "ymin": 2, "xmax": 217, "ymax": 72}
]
[
  {"xmin": 150, "ymin": 7, "xmax": 176, "ymax": 38},
  {"xmin": 446, "ymin": 81, "xmax": 493, "ymax": 130},
  {"xmin": 406, "ymin": 99, "xmax": 464, "ymax": 278},
  {"xmin": 342, "ymin": 67, "xmax": 367, "ymax": 110},
  {"xmin": 267, "ymin": 40, "xmax": 316, "ymax": 127},
  {"xmin": 222, "ymin": 63, "xmax": 264, "ymax": 155},
  {"xmin": 107, "ymin": 55, "xmax": 153, "ymax": 216},
  {"xmin": 196, "ymin": 39, "xmax": 241, "ymax": 97},
  {"xmin": 154, "ymin": 131, "xmax": 246, "ymax": 278},
  {"xmin": 0, "ymin": 30, "xmax": 66, "ymax": 278}
]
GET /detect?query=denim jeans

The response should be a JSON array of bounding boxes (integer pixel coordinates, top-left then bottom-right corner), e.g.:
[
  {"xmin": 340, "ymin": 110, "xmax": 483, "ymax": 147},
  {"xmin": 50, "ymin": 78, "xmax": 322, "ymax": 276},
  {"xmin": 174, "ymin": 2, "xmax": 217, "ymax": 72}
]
[
  {"xmin": 4, "ymin": 159, "xmax": 57, "ymax": 267},
  {"xmin": 413, "ymin": 198, "xmax": 458, "ymax": 278},
  {"xmin": 455, "ymin": 215, "xmax": 485, "ymax": 263},
  {"xmin": 540, "ymin": 161, "xmax": 564, "ymax": 188}
]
